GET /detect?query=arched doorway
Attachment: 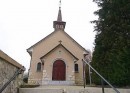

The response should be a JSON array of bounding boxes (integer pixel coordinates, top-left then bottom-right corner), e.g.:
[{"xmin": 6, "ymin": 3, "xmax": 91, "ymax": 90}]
[{"xmin": 52, "ymin": 60, "xmax": 66, "ymax": 80}]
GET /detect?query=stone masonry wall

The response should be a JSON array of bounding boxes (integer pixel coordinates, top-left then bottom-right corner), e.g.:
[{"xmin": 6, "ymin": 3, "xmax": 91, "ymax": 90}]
[{"xmin": 0, "ymin": 58, "xmax": 23, "ymax": 93}]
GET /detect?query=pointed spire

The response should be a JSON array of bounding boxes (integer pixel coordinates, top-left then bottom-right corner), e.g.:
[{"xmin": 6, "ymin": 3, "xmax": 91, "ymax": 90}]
[
  {"xmin": 53, "ymin": 0, "xmax": 66, "ymax": 31},
  {"xmin": 57, "ymin": 0, "xmax": 62, "ymax": 21},
  {"xmin": 57, "ymin": 7, "xmax": 62, "ymax": 21}
]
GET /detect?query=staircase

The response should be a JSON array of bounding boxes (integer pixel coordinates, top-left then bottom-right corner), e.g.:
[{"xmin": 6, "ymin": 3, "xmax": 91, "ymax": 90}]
[
  {"xmin": 19, "ymin": 86, "xmax": 89, "ymax": 93},
  {"xmin": 19, "ymin": 59, "xmax": 130, "ymax": 93},
  {"xmin": 19, "ymin": 85, "xmax": 130, "ymax": 93}
]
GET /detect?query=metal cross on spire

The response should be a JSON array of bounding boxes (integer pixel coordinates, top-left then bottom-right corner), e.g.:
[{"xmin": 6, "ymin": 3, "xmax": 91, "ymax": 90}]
[{"xmin": 57, "ymin": 0, "xmax": 62, "ymax": 21}]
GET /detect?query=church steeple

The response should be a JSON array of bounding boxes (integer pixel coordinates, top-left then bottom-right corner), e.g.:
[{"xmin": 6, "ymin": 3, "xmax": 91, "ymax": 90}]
[
  {"xmin": 57, "ymin": 7, "xmax": 62, "ymax": 22},
  {"xmin": 53, "ymin": 0, "xmax": 66, "ymax": 31}
]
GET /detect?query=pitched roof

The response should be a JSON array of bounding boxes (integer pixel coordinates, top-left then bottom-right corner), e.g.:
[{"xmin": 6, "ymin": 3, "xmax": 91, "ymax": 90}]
[
  {"xmin": 27, "ymin": 30, "xmax": 89, "ymax": 55},
  {"xmin": 0, "ymin": 50, "xmax": 25, "ymax": 70},
  {"xmin": 40, "ymin": 43, "xmax": 79, "ymax": 60}
]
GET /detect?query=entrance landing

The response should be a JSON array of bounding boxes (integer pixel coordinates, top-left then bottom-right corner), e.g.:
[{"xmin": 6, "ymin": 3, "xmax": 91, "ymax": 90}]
[{"xmin": 42, "ymin": 81, "xmax": 75, "ymax": 85}]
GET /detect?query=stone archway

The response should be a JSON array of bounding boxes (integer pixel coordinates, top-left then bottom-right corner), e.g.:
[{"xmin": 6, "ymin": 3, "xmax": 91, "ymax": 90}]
[{"xmin": 52, "ymin": 60, "xmax": 66, "ymax": 80}]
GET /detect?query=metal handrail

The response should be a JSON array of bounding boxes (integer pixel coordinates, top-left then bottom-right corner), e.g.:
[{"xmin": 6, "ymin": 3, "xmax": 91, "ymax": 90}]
[
  {"xmin": 0, "ymin": 67, "xmax": 25, "ymax": 93},
  {"xmin": 82, "ymin": 59, "xmax": 120, "ymax": 93}
]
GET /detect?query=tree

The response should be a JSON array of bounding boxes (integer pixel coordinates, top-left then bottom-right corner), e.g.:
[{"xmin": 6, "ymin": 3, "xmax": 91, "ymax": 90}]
[{"xmin": 91, "ymin": 0, "xmax": 130, "ymax": 86}]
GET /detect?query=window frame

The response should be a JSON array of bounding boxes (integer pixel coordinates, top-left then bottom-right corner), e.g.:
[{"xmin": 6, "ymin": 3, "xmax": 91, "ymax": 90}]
[
  {"xmin": 74, "ymin": 63, "xmax": 79, "ymax": 73},
  {"xmin": 37, "ymin": 62, "xmax": 42, "ymax": 72}
]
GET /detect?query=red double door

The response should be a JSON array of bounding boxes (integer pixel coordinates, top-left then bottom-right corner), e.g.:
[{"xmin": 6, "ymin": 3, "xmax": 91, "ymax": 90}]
[{"xmin": 52, "ymin": 60, "xmax": 66, "ymax": 80}]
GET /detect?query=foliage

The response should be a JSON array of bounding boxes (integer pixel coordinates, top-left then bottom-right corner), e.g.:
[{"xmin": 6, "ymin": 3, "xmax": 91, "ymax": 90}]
[
  {"xmin": 23, "ymin": 72, "xmax": 29, "ymax": 83},
  {"xmin": 20, "ymin": 85, "xmax": 40, "ymax": 88},
  {"xmin": 91, "ymin": 0, "xmax": 130, "ymax": 86}
]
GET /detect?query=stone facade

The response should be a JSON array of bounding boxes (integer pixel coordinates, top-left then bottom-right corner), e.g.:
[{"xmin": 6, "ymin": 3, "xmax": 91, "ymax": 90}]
[{"xmin": 0, "ymin": 50, "xmax": 24, "ymax": 93}]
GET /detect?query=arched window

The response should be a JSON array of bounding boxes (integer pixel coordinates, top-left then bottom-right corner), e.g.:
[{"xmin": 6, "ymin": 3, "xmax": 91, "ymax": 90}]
[
  {"xmin": 75, "ymin": 64, "xmax": 79, "ymax": 72},
  {"xmin": 37, "ymin": 62, "xmax": 41, "ymax": 71}
]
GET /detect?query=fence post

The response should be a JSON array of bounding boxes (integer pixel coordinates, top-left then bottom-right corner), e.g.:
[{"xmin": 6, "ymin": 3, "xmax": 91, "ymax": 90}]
[{"xmin": 101, "ymin": 79, "xmax": 105, "ymax": 93}]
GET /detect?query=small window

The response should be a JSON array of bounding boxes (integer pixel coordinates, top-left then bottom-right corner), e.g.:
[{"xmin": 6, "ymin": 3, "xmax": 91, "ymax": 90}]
[
  {"xmin": 75, "ymin": 64, "xmax": 79, "ymax": 72},
  {"xmin": 37, "ymin": 62, "xmax": 41, "ymax": 71}
]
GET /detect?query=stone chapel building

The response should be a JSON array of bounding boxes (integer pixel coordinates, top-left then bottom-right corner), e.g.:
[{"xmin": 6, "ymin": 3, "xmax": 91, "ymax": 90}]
[{"xmin": 27, "ymin": 7, "xmax": 91, "ymax": 85}]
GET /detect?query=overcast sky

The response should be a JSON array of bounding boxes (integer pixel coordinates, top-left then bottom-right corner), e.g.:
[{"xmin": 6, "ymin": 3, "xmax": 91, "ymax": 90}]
[{"xmin": 0, "ymin": 0, "xmax": 98, "ymax": 71}]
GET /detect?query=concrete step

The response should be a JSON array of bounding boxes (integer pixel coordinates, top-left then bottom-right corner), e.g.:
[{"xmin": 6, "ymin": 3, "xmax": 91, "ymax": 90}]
[
  {"xmin": 19, "ymin": 85, "xmax": 130, "ymax": 93},
  {"xmin": 19, "ymin": 88, "xmax": 63, "ymax": 93}
]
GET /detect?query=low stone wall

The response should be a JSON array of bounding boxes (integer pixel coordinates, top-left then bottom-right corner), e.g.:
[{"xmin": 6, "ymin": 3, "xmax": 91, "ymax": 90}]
[
  {"xmin": 0, "ymin": 55, "xmax": 24, "ymax": 93},
  {"xmin": 28, "ymin": 79, "xmax": 42, "ymax": 85}
]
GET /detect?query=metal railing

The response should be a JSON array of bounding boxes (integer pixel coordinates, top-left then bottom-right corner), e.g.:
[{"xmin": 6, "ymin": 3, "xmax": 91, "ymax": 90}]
[
  {"xmin": 82, "ymin": 59, "xmax": 120, "ymax": 93},
  {"xmin": 0, "ymin": 67, "xmax": 25, "ymax": 93}
]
